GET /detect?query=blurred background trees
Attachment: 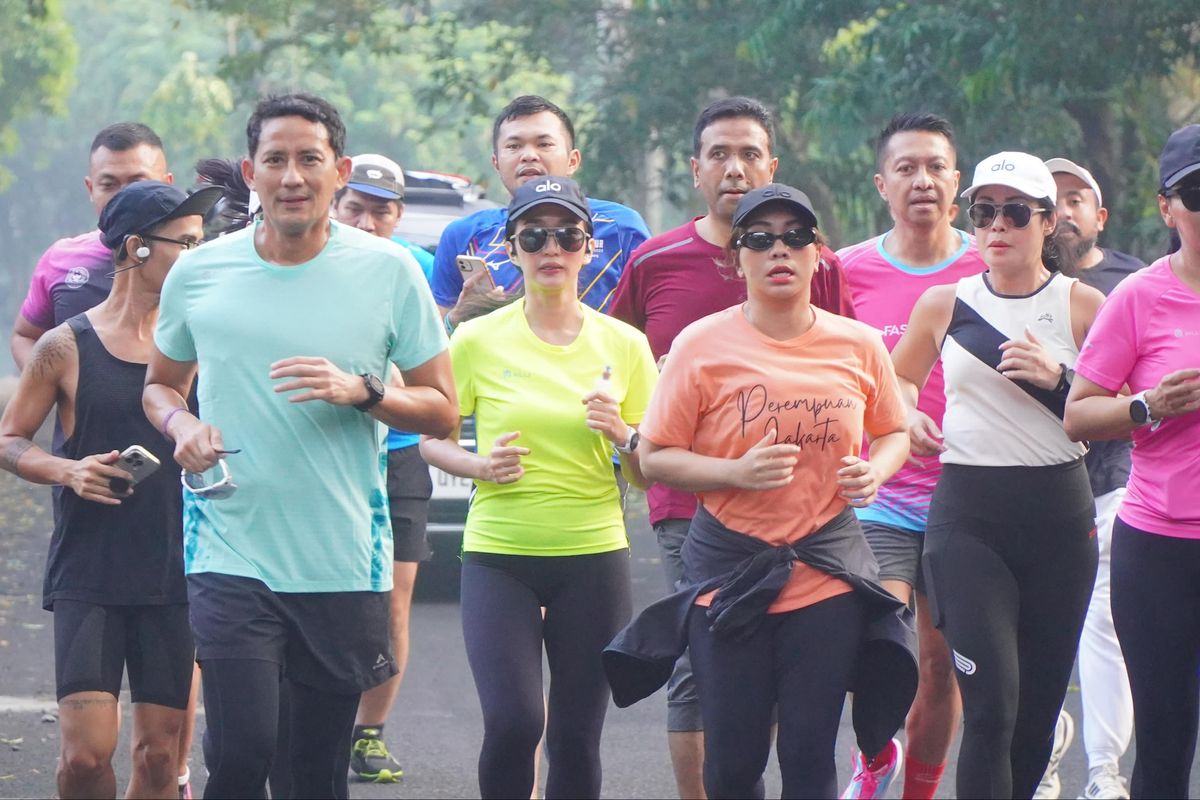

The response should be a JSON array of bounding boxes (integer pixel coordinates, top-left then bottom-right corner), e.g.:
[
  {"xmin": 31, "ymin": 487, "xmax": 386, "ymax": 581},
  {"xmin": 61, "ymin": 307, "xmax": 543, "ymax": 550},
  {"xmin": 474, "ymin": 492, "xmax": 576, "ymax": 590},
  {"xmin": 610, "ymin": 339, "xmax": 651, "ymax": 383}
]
[{"xmin": 2, "ymin": 0, "xmax": 1197, "ymax": 373}]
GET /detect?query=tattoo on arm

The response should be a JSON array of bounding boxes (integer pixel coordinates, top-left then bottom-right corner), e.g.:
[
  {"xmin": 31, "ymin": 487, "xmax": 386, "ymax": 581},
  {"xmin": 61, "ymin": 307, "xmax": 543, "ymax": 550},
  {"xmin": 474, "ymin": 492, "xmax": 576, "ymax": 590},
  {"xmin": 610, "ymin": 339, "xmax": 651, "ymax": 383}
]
[
  {"xmin": 27, "ymin": 325, "xmax": 75, "ymax": 382},
  {"xmin": 0, "ymin": 440, "xmax": 34, "ymax": 476}
]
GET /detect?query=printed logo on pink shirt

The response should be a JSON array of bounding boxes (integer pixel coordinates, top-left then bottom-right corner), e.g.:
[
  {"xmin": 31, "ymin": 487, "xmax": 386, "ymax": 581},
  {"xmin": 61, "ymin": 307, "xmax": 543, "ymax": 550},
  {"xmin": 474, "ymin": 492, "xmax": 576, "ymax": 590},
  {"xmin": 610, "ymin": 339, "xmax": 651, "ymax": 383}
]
[{"xmin": 65, "ymin": 267, "xmax": 90, "ymax": 288}]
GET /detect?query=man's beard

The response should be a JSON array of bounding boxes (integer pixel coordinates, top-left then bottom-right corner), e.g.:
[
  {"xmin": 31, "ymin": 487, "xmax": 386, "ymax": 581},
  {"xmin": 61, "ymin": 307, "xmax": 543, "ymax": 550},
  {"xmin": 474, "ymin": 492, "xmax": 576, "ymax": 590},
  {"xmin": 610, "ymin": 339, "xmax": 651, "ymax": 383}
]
[{"xmin": 1056, "ymin": 221, "xmax": 1097, "ymax": 272}]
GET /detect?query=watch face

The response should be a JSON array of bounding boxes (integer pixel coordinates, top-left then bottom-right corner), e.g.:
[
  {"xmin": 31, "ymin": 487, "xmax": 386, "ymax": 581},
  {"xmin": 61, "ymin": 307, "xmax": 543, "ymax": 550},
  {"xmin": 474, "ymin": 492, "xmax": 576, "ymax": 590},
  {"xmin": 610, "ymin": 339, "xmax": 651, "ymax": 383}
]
[
  {"xmin": 1129, "ymin": 397, "xmax": 1149, "ymax": 425},
  {"xmin": 367, "ymin": 374, "xmax": 385, "ymax": 396}
]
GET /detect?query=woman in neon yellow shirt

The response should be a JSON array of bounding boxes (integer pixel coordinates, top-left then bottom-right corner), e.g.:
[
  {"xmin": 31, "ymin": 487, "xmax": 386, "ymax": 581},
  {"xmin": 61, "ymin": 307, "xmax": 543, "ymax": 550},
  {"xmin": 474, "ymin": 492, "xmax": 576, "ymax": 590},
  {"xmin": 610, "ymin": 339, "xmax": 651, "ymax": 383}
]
[{"xmin": 420, "ymin": 176, "xmax": 657, "ymax": 799}]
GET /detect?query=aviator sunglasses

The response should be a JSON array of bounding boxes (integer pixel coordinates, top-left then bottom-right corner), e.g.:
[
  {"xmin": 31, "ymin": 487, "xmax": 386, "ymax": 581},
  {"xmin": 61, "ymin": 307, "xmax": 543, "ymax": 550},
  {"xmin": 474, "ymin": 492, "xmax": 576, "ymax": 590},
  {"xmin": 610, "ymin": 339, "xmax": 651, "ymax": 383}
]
[
  {"xmin": 510, "ymin": 227, "xmax": 590, "ymax": 253},
  {"xmin": 1164, "ymin": 183, "xmax": 1200, "ymax": 213},
  {"xmin": 967, "ymin": 202, "xmax": 1050, "ymax": 229},
  {"xmin": 736, "ymin": 228, "xmax": 817, "ymax": 251}
]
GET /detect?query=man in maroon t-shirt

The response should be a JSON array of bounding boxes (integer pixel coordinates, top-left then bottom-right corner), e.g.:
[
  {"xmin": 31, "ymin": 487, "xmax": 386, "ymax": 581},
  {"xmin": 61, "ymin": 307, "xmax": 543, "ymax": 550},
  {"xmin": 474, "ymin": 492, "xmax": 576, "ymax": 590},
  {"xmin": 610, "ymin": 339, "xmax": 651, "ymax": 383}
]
[{"xmin": 608, "ymin": 96, "xmax": 855, "ymax": 800}]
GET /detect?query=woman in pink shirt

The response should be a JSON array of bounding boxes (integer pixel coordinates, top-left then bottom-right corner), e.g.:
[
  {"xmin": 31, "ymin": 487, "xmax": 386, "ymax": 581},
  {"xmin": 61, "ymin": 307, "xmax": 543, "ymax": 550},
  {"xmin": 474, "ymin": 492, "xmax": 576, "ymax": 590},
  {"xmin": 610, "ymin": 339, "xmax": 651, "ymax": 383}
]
[{"xmin": 1065, "ymin": 124, "xmax": 1200, "ymax": 797}]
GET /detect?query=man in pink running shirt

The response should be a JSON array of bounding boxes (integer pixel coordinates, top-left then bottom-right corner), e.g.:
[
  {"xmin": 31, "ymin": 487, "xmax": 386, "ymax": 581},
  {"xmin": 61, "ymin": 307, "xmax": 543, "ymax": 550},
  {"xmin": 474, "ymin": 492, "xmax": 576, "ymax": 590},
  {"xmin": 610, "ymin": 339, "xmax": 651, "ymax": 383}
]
[
  {"xmin": 11, "ymin": 123, "xmax": 172, "ymax": 370},
  {"xmin": 836, "ymin": 112, "xmax": 985, "ymax": 800},
  {"xmin": 609, "ymin": 95, "xmax": 856, "ymax": 800}
]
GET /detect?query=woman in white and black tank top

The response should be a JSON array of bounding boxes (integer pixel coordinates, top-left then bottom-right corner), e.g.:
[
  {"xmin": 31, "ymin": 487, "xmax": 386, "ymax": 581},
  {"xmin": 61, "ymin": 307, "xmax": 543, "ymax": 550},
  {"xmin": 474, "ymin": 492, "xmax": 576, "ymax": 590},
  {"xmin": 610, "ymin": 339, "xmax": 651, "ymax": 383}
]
[{"xmin": 890, "ymin": 152, "xmax": 1106, "ymax": 799}]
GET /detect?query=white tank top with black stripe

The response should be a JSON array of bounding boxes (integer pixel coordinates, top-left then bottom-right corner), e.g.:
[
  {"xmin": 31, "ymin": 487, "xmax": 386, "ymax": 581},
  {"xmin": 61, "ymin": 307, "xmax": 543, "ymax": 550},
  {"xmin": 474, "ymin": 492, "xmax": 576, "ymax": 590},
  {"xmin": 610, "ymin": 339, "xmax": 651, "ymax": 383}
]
[{"xmin": 940, "ymin": 272, "xmax": 1086, "ymax": 467}]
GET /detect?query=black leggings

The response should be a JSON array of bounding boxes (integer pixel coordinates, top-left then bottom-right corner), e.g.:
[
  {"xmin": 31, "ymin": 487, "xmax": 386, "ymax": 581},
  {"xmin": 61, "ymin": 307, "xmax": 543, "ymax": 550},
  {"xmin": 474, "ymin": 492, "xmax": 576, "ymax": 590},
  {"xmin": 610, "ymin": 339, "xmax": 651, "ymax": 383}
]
[
  {"xmin": 460, "ymin": 549, "xmax": 632, "ymax": 800},
  {"xmin": 199, "ymin": 659, "xmax": 360, "ymax": 799},
  {"xmin": 1111, "ymin": 517, "xmax": 1200, "ymax": 798},
  {"xmin": 688, "ymin": 591, "xmax": 865, "ymax": 799},
  {"xmin": 924, "ymin": 461, "xmax": 1097, "ymax": 799}
]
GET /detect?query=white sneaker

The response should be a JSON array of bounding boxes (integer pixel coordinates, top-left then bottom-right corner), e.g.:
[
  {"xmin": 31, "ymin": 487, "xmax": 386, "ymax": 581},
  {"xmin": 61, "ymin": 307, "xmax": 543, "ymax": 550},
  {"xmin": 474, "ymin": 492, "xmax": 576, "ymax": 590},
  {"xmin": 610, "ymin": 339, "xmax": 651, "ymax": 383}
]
[
  {"xmin": 1077, "ymin": 764, "xmax": 1130, "ymax": 800},
  {"xmin": 1033, "ymin": 710, "xmax": 1075, "ymax": 800}
]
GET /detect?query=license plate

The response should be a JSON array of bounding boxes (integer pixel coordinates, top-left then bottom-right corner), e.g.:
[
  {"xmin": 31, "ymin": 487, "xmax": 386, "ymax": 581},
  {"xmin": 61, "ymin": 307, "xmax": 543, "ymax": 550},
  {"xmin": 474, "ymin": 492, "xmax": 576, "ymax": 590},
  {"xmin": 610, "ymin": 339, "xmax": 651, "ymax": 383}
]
[{"xmin": 429, "ymin": 465, "xmax": 474, "ymax": 500}]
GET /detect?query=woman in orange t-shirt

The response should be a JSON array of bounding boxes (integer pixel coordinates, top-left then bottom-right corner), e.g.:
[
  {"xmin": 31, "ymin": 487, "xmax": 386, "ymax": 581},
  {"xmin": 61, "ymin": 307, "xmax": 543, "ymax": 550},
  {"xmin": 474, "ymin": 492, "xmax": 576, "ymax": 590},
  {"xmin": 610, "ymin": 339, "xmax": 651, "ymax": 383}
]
[{"xmin": 638, "ymin": 184, "xmax": 910, "ymax": 798}]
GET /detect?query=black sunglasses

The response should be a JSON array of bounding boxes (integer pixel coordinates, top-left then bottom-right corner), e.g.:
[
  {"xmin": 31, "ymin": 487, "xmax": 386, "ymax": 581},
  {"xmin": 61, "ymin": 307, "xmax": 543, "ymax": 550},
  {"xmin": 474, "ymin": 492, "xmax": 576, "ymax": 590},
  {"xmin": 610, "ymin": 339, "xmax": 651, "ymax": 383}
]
[
  {"xmin": 144, "ymin": 234, "xmax": 202, "ymax": 250},
  {"xmin": 967, "ymin": 202, "xmax": 1050, "ymax": 229},
  {"xmin": 509, "ymin": 227, "xmax": 589, "ymax": 253},
  {"xmin": 1165, "ymin": 183, "xmax": 1200, "ymax": 213},
  {"xmin": 736, "ymin": 228, "xmax": 817, "ymax": 252}
]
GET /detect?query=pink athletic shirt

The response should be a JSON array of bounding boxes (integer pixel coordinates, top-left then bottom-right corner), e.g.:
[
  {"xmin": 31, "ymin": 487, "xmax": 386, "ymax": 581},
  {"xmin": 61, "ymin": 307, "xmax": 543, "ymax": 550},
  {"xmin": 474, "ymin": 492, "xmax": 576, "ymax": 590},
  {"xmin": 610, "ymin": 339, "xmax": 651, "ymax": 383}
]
[
  {"xmin": 1074, "ymin": 255, "xmax": 1200, "ymax": 538},
  {"xmin": 611, "ymin": 218, "xmax": 857, "ymax": 525},
  {"xmin": 19, "ymin": 230, "xmax": 112, "ymax": 330},
  {"xmin": 837, "ymin": 230, "xmax": 986, "ymax": 530}
]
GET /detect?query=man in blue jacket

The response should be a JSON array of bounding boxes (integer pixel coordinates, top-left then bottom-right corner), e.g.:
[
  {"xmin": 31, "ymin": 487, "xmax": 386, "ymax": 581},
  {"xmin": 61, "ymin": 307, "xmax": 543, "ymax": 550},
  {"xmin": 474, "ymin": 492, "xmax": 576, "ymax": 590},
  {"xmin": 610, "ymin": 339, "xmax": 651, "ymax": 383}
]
[{"xmin": 432, "ymin": 95, "xmax": 650, "ymax": 330}]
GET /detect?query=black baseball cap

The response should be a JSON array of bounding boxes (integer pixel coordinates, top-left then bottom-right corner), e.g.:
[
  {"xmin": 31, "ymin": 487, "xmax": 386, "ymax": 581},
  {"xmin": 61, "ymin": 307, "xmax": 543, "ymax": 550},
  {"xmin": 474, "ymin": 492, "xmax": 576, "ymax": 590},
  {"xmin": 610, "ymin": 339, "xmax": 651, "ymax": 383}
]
[
  {"xmin": 505, "ymin": 176, "xmax": 592, "ymax": 236},
  {"xmin": 732, "ymin": 183, "xmax": 819, "ymax": 229},
  {"xmin": 347, "ymin": 153, "xmax": 405, "ymax": 201},
  {"xmin": 1160, "ymin": 124, "xmax": 1200, "ymax": 190},
  {"xmin": 99, "ymin": 181, "xmax": 223, "ymax": 249}
]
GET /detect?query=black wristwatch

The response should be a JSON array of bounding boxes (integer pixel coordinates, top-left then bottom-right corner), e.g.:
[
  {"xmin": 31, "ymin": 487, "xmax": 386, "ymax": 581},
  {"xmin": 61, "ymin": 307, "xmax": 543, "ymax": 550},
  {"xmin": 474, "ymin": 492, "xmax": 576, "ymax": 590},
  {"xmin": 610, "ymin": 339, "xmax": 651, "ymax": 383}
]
[
  {"xmin": 355, "ymin": 373, "xmax": 386, "ymax": 411},
  {"xmin": 1055, "ymin": 363, "xmax": 1075, "ymax": 393},
  {"xmin": 616, "ymin": 427, "xmax": 640, "ymax": 454}
]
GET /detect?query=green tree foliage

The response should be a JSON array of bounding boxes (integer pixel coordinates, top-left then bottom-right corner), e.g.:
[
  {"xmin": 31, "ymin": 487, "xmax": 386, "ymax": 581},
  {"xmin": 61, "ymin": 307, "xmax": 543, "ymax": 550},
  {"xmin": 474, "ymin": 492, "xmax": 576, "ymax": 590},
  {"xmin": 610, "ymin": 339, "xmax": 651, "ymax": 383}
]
[
  {"xmin": 185, "ymin": 0, "xmax": 571, "ymax": 190},
  {"xmin": 0, "ymin": 0, "xmax": 76, "ymax": 187},
  {"xmin": 470, "ymin": 0, "xmax": 1198, "ymax": 253}
]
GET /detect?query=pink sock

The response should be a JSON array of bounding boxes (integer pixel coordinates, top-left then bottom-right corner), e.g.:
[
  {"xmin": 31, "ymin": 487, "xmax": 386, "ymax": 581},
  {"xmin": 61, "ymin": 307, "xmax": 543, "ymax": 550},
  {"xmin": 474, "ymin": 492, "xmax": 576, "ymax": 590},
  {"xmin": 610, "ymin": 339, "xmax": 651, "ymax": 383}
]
[{"xmin": 902, "ymin": 756, "xmax": 945, "ymax": 800}]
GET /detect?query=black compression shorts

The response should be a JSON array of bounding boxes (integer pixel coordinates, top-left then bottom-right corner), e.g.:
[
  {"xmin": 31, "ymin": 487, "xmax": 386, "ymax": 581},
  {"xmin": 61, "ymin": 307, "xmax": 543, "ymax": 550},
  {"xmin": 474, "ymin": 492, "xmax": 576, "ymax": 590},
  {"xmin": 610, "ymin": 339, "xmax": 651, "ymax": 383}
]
[{"xmin": 53, "ymin": 600, "xmax": 194, "ymax": 709}]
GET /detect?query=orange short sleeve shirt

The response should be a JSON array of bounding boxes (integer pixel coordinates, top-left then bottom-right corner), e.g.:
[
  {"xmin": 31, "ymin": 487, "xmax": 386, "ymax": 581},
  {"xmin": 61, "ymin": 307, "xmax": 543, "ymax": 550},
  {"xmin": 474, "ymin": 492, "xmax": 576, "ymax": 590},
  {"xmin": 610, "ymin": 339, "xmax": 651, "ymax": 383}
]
[{"xmin": 640, "ymin": 305, "xmax": 908, "ymax": 612}]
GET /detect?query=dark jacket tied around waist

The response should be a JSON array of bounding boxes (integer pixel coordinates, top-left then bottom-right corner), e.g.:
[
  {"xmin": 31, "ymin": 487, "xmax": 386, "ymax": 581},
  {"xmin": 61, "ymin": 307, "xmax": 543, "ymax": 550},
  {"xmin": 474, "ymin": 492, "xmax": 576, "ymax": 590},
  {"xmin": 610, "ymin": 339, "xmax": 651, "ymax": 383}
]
[{"xmin": 602, "ymin": 505, "xmax": 918, "ymax": 757}]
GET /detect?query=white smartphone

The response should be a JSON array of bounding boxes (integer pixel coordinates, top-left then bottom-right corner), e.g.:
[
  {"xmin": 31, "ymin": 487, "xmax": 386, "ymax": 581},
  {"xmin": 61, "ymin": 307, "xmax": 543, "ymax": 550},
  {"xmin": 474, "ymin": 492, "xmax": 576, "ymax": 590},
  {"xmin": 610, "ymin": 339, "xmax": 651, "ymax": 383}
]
[
  {"xmin": 112, "ymin": 445, "xmax": 162, "ymax": 491},
  {"xmin": 456, "ymin": 255, "xmax": 496, "ymax": 289}
]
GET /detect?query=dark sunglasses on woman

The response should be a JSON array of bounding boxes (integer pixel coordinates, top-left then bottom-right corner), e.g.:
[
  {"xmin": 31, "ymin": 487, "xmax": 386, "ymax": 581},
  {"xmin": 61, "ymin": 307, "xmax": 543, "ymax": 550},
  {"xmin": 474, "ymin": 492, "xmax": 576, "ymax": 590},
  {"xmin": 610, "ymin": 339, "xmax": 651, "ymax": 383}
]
[
  {"xmin": 510, "ymin": 227, "xmax": 590, "ymax": 253},
  {"xmin": 1164, "ymin": 182, "xmax": 1200, "ymax": 213},
  {"xmin": 967, "ymin": 202, "xmax": 1050, "ymax": 229},
  {"xmin": 736, "ymin": 228, "xmax": 817, "ymax": 251}
]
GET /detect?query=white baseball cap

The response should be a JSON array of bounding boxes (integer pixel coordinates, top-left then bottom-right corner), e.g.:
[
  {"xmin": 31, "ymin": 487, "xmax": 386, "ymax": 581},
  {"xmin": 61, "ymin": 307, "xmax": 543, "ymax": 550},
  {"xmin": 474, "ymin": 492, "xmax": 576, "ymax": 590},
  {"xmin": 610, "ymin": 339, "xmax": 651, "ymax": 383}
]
[
  {"xmin": 961, "ymin": 151, "xmax": 1057, "ymax": 204},
  {"xmin": 348, "ymin": 153, "xmax": 406, "ymax": 200},
  {"xmin": 1044, "ymin": 157, "xmax": 1103, "ymax": 207}
]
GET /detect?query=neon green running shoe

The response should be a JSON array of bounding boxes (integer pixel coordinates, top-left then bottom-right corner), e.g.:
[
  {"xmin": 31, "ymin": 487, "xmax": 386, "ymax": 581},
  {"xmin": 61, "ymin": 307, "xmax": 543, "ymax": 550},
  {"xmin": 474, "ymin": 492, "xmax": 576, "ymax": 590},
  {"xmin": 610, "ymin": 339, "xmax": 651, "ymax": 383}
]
[{"xmin": 350, "ymin": 729, "xmax": 403, "ymax": 783}]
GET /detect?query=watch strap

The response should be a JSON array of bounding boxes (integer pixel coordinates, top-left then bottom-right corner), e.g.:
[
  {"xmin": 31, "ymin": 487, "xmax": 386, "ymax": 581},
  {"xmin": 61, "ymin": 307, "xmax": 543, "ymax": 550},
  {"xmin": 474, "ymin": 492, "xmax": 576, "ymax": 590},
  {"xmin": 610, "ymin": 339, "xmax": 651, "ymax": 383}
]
[{"xmin": 355, "ymin": 373, "xmax": 385, "ymax": 411}]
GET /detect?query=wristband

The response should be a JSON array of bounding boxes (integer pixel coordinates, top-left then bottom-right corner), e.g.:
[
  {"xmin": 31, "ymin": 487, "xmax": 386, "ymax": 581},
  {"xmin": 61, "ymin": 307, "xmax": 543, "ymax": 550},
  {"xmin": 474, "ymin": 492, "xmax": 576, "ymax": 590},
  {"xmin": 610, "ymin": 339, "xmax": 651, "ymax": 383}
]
[
  {"xmin": 443, "ymin": 312, "xmax": 457, "ymax": 336},
  {"xmin": 161, "ymin": 407, "xmax": 188, "ymax": 438}
]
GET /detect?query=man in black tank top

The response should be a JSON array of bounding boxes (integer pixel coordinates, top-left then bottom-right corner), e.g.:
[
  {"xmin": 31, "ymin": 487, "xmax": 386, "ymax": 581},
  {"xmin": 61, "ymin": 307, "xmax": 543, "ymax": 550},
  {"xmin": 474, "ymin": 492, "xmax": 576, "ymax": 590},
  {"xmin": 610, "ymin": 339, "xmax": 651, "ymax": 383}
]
[{"xmin": 0, "ymin": 181, "xmax": 219, "ymax": 800}]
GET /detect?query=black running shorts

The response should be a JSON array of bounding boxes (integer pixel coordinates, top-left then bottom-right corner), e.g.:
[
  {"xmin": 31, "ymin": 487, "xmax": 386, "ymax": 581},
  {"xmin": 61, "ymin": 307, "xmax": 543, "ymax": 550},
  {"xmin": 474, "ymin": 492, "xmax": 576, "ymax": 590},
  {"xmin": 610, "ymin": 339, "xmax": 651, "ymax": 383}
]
[
  {"xmin": 188, "ymin": 572, "xmax": 396, "ymax": 694},
  {"xmin": 387, "ymin": 445, "xmax": 433, "ymax": 563},
  {"xmin": 53, "ymin": 600, "xmax": 194, "ymax": 709}
]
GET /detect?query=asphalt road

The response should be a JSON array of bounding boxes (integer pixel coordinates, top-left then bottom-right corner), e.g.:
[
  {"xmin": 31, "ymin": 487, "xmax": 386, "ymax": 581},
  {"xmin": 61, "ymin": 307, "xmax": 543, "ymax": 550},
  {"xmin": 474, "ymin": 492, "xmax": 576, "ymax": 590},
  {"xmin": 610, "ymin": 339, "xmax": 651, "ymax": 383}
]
[{"xmin": 0, "ymin": 464, "xmax": 1190, "ymax": 798}]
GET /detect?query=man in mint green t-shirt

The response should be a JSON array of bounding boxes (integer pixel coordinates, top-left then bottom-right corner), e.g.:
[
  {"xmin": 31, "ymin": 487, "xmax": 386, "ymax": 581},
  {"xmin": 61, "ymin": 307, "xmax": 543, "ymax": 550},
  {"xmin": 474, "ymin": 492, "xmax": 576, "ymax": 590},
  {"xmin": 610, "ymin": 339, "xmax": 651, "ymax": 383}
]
[{"xmin": 143, "ymin": 93, "xmax": 457, "ymax": 799}]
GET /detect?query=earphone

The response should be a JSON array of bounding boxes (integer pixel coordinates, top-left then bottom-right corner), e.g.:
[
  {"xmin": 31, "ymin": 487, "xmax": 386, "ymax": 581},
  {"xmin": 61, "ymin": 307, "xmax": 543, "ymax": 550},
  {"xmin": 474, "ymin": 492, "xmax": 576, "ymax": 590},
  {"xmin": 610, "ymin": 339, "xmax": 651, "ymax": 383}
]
[{"xmin": 135, "ymin": 244, "xmax": 150, "ymax": 259}]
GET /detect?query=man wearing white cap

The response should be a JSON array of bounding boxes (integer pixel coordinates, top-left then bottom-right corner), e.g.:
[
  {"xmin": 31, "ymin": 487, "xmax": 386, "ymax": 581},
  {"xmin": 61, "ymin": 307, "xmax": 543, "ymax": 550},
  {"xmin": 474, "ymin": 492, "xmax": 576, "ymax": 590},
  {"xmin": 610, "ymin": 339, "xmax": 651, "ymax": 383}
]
[
  {"xmin": 330, "ymin": 153, "xmax": 436, "ymax": 783},
  {"xmin": 332, "ymin": 153, "xmax": 435, "ymax": 279},
  {"xmin": 1033, "ymin": 158, "xmax": 1144, "ymax": 800}
]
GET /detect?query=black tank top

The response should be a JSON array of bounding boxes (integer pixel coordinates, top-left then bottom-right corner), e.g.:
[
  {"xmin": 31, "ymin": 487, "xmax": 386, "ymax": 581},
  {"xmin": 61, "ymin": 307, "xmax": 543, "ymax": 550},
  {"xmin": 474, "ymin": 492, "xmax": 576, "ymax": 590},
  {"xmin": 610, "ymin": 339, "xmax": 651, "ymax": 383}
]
[{"xmin": 43, "ymin": 314, "xmax": 187, "ymax": 610}]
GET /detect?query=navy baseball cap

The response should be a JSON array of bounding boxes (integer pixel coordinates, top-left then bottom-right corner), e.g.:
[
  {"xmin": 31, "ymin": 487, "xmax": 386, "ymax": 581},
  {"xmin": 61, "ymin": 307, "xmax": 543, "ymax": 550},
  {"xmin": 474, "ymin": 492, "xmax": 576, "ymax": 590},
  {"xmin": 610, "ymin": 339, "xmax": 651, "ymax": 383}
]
[
  {"xmin": 505, "ymin": 176, "xmax": 592, "ymax": 236},
  {"xmin": 732, "ymin": 183, "xmax": 819, "ymax": 229},
  {"xmin": 99, "ymin": 181, "xmax": 223, "ymax": 249},
  {"xmin": 1159, "ymin": 124, "xmax": 1200, "ymax": 190}
]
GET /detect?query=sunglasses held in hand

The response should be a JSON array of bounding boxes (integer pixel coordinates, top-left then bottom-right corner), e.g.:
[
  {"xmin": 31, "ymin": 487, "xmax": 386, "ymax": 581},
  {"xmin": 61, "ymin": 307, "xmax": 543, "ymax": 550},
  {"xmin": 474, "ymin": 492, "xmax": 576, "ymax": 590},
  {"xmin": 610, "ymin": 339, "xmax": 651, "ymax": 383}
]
[{"xmin": 181, "ymin": 456, "xmax": 239, "ymax": 500}]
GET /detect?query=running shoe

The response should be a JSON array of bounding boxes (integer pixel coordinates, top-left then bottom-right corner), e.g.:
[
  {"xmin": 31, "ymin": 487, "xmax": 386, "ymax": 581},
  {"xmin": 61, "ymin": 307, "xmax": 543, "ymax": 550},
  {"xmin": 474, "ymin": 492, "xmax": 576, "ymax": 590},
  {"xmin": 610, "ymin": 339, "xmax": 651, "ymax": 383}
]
[
  {"xmin": 177, "ymin": 782, "xmax": 192, "ymax": 800},
  {"xmin": 1034, "ymin": 709, "xmax": 1075, "ymax": 799},
  {"xmin": 841, "ymin": 737, "xmax": 902, "ymax": 799},
  {"xmin": 349, "ymin": 728, "xmax": 403, "ymax": 783},
  {"xmin": 1077, "ymin": 764, "xmax": 1130, "ymax": 799}
]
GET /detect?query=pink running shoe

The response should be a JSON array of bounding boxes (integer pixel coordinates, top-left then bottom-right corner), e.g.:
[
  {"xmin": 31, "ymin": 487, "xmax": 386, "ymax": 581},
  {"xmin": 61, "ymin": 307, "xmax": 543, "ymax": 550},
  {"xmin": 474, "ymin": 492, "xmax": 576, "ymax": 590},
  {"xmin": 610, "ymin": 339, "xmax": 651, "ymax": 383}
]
[{"xmin": 841, "ymin": 737, "xmax": 903, "ymax": 799}]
